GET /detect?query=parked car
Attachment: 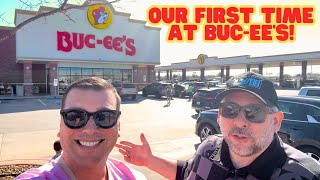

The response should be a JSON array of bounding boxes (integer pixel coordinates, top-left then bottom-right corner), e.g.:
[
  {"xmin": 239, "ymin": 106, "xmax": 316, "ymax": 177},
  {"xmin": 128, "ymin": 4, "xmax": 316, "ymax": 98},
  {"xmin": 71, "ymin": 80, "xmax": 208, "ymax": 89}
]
[
  {"xmin": 192, "ymin": 88, "xmax": 225, "ymax": 113},
  {"xmin": 173, "ymin": 83, "xmax": 188, "ymax": 98},
  {"xmin": 142, "ymin": 82, "xmax": 174, "ymax": 98},
  {"xmin": 195, "ymin": 96, "xmax": 320, "ymax": 161},
  {"xmin": 206, "ymin": 80, "xmax": 220, "ymax": 88},
  {"xmin": 303, "ymin": 79, "xmax": 320, "ymax": 86},
  {"xmin": 112, "ymin": 83, "xmax": 138, "ymax": 100},
  {"xmin": 298, "ymin": 86, "xmax": 320, "ymax": 97},
  {"xmin": 190, "ymin": 82, "xmax": 208, "ymax": 91}
]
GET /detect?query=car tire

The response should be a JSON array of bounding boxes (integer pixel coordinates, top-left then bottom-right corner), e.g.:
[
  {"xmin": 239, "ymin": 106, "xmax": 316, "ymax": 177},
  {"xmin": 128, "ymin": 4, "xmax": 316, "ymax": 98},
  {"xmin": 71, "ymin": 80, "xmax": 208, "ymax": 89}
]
[
  {"xmin": 298, "ymin": 146, "xmax": 320, "ymax": 162},
  {"xmin": 179, "ymin": 92, "xmax": 185, "ymax": 98},
  {"xmin": 156, "ymin": 92, "xmax": 161, "ymax": 99},
  {"xmin": 199, "ymin": 124, "xmax": 216, "ymax": 142},
  {"xmin": 142, "ymin": 90, "xmax": 147, "ymax": 97},
  {"xmin": 132, "ymin": 95, "xmax": 136, "ymax": 100}
]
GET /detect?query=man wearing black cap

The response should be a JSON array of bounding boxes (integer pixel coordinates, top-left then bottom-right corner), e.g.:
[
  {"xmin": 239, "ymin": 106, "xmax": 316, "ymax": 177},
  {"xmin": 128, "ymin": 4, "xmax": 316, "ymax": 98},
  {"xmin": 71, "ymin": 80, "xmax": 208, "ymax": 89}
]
[{"xmin": 116, "ymin": 72, "xmax": 320, "ymax": 180}]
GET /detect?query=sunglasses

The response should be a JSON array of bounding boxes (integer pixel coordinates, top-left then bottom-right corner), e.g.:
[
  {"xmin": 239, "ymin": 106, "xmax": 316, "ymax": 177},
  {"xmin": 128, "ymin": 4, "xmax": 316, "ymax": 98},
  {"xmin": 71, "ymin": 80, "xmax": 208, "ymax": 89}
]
[
  {"xmin": 60, "ymin": 108, "xmax": 121, "ymax": 129},
  {"xmin": 219, "ymin": 102, "xmax": 276, "ymax": 123}
]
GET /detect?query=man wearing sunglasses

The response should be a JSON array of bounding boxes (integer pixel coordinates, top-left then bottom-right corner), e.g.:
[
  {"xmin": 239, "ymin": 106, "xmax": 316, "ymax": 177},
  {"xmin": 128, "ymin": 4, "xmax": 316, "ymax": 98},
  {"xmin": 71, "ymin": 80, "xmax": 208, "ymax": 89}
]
[
  {"xmin": 17, "ymin": 77, "xmax": 146, "ymax": 180},
  {"xmin": 116, "ymin": 72, "xmax": 320, "ymax": 179}
]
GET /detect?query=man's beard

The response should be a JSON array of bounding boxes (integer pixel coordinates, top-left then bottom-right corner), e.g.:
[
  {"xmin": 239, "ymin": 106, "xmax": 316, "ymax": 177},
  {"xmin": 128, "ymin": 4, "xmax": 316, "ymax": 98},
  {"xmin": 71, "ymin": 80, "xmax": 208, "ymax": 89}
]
[{"xmin": 223, "ymin": 126, "xmax": 274, "ymax": 157}]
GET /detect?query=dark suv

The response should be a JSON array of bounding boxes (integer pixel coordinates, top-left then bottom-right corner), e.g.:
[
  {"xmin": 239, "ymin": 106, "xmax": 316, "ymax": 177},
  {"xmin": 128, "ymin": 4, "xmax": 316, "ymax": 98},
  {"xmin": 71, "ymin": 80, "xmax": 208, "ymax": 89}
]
[
  {"xmin": 192, "ymin": 88, "xmax": 225, "ymax": 113},
  {"xmin": 195, "ymin": 96, "xmax": 320, "ymax": 161},
  {"xmin": 142, "ymin": 82, "xmax": 174, "ymax": 99}
]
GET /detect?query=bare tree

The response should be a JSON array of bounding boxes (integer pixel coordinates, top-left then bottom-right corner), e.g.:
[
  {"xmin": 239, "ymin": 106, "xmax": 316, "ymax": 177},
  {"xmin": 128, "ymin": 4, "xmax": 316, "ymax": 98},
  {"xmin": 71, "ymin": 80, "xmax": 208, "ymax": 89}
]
[{"xmin": 0, "ymin": 0, "xmax": 120, "ymax": 44}]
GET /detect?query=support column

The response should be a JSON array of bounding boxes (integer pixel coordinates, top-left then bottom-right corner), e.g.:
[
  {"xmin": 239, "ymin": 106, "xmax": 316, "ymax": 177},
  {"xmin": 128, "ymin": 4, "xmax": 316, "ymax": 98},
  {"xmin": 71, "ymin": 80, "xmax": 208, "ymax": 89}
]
[
  {"xmin": 169, "ymin": 70, "xmax": 172, "ymax": 80},
  {"xmin": 157, "ymin": 71, "xmax": 160, "ymax": 81},
  {"xmin": 258, "ymin": 64, "xmax": 263, "ymax": 74},
  {"xmin": 166, "ymin": 70, "xmax": 169, "ymax": 80},
  {"xmin": 301, "ymin": 61, "xmax": 307, "ymax": 86},
  {"xmin": 220, "ymin": 67, "xmax": 225, "ymax": 82},
  {"xmin": 23, "ymin": 63, "xmax": 33, "ymax": 96},
  {"xmin": 147, "ymin": 65, "xmax": 155, "ymax": 83},
  {"xmin": 226, "ymin": 66, "xmax": 230, "ymax": 81},
  {"xmin": 246, "ymin": 65, "xmax": 251, "ymax": 72},
  {"xmin": 182, "ymin": 69, "xmax": 186, "ymax": 81},
  {"xmin": 48, "ymin": 63, "xmax": 57, "ymax": 96},
  {"xmin": 200, "ymin": 68, "xmax": 205, "ymax": 81},
  {"xmin": 279, "ymin": 62, "xmax": 284, "ymax": 87}
]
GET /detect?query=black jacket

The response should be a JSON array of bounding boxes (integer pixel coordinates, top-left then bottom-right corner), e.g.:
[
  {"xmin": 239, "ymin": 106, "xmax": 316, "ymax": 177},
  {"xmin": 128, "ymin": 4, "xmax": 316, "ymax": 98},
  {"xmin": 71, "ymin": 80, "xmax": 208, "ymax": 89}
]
[{"xmin": 176, "ymin": 135, "xmax": 320, "ymax": 180}]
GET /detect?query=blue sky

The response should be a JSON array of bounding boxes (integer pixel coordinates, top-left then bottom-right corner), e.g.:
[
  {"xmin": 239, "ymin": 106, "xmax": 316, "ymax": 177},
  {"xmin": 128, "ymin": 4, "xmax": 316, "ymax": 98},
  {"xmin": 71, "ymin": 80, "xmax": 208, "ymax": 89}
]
[{"xmin": 1, "ymin": 0, "xmax": 320, "ymax": 76}]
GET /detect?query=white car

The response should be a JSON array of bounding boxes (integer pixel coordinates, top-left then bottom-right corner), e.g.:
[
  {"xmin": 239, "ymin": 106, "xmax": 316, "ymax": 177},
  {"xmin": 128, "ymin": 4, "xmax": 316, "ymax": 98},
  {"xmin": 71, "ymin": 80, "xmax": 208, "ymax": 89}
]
[{"xmin": 298, "ymin": 86, "xmax": 320, "ymax": 97}]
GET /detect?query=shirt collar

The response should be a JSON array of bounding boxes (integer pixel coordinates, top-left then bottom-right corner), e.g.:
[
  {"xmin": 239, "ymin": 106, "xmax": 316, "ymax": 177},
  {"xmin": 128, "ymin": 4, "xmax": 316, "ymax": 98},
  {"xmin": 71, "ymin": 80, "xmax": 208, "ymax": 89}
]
[{"xmin": 221, "ymin": 134, "xmax": 287, "ymax": 179}]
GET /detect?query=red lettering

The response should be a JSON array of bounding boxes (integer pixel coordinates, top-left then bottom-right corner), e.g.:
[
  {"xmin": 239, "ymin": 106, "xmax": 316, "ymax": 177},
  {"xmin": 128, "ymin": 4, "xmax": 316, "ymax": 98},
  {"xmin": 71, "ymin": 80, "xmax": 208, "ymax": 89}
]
[
  {"xmin": 72, "ymin": 33, "xmax": 84, "ymax": 49},
  {"xmin": 195, "ymin": 7, "xmax": 206, "ymax": 23},
  {"xmin": 283, "ymin": 8, "xmax": 302, "ymax": 23},
  {"xmin": 184, "ymin": 25, "xmax": 197, "ymax": 40},
  {"xmin": 226, "ymin": 7, "xmax": 239, "ymax": 24},
  {"xmin": 113, "ymin": 37, "xmax": 123, "ymax": 52},
  {"xmin": 175, "ymin": 8, "xmax": 188, "ymax": 23},
  {"xmin": 261, "ymin": 8, "xmax": 275, "ymax": 23},
  {"xmin": 125, "ymin": 39, "xmax": 136, "ymax": 56},
  {"xmin": 57, "ymin": 31, "xmax": 72, "ymax": 52},
  {"xmin": 162, "ymin": 7, "xmax": 175, "ymax": 23},
  {"xmin": 103, "ymin": 36, "xmax": 113, "ymax": 49},
  {"xmin": 240, "ymin": 8, "xmax": 254, "ymax": 23},
  {"xmin": 213, "ymin": 8, "xmax": 225, "ymax": 23},
  {"xmin": 216, "ymin": 25, "xmax": 230, "ymax": 41},
  {"xmin": 148, "ymin": 7, "xmax": 161, "ymax": 23},
  {"xmin": 250, "ymin": 25, "xmax": 260, "ymax": 40},
  {"xmin": 303, "ymin": 8, "xmax": 313, "ymax": 23},
  {"xmin": 230, "ymin": 25, "xmax": 243, "ymax": 41},
  {"xmin": 276, "ymin": 24, "xmax": 289, "ymax": 41},
  {"xmin": 168, "ymin": 25, "xmax": 183, "ymax": 41},
  {"xmin": 261, "ymin": 25, "xmax": 272, "ymax": 40},
  {"xmin": 85, "ymin": 34, "xmax": 95, "ymax": 48},
  {"xmin": 57, "ymin": 31, "xmax": 136, "ymax": 56},
  {"xmin": 204, "ymin": 25, "xmax": 217, "ymax": 40}
]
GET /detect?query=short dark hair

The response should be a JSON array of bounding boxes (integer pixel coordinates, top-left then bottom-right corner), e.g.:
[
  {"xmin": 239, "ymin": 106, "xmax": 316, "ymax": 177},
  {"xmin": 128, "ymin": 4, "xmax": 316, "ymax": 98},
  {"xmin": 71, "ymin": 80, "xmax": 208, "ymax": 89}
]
[
  {"xmin": 61, "ymin": 77, "xmax": 121, "ymax": 110},
  {"xmin": 53, "ymin": 140, "xmax": 62, "ymax": 151}
]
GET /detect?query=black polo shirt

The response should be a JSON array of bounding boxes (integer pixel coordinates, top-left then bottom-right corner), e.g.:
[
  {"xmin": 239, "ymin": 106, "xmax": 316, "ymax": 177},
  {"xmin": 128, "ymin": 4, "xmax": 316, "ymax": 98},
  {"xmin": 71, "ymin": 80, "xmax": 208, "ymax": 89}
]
[{"xmin": 176, "ymin": 135, "xmax": 320, "ymax": 180}]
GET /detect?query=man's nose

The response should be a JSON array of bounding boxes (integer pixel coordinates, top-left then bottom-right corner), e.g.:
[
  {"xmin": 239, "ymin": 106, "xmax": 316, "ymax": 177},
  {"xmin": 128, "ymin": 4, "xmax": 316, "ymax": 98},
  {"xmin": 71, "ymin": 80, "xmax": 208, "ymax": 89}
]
[
  {"xmin": 233, "ymin": 111, "xmax": 249, "ymax": 128},
  {"xmin": 81, "ymin": 116, "xmax": 99, "ymax": 134}
]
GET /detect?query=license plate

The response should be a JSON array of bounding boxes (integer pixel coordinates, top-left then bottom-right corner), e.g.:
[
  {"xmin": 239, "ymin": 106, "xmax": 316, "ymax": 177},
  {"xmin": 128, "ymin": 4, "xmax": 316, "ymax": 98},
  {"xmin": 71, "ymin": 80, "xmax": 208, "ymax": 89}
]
[{"xmin": 196, "ymin": 101, "xmax": 200, "ymax": 105}]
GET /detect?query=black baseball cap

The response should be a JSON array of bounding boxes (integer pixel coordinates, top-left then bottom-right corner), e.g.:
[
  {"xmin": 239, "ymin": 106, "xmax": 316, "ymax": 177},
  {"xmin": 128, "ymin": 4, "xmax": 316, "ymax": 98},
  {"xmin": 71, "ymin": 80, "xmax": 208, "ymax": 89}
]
[{"xmin": 215, "ymin": 72, "xmax": 278, "ymax": 108}]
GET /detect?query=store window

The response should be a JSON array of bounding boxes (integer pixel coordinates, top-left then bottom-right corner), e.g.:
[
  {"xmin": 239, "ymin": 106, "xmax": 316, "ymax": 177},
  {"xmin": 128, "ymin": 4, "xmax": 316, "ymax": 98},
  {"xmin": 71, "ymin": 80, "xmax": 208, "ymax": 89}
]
[
  {"xmin": 113, "ymin": 70, "xmax": 122, "ymax": 82},
  {"xmin": 58, "ymin": 67, "xmax": 132, "ymax": 95}
]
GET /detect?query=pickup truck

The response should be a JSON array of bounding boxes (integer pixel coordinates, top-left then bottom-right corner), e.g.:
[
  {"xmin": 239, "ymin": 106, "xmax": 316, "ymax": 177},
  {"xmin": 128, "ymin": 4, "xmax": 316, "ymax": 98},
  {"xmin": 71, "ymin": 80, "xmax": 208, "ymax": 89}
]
[{"xmin": 298, "ymin": 87, "xmax": 320, "ymax": 97}]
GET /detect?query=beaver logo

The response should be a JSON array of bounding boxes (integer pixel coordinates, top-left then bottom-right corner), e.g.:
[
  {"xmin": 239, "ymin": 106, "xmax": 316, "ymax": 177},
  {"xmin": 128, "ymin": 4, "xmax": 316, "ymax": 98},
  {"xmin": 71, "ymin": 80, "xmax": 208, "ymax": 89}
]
[
  {"xmin": 88, "ymin": 4, "xmax": 112, "ymax": 29},
  {"xmin": 197, "ymin": 54, "xmax": 208, "ymax": 65}
]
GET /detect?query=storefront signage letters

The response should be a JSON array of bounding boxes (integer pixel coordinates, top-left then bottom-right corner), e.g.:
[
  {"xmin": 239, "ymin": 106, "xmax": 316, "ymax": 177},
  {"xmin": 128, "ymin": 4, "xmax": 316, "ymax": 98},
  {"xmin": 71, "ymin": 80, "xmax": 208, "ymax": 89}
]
[{"xmin": 57, "ymin": 31, "xmax": 136, "ymax": 56}]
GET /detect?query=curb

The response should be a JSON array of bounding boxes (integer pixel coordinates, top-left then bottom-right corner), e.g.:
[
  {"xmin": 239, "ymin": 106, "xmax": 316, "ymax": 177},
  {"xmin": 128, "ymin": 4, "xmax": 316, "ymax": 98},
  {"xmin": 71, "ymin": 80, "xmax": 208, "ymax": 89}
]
[{"xmin": 0, "ymin": 159, "xmax": 48, "ymax": 166}]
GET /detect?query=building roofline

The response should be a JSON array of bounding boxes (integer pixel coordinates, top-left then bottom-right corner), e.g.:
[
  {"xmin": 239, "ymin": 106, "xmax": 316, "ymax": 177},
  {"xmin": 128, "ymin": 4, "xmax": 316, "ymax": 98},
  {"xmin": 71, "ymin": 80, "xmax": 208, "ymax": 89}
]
[{"xmin": 14, "ymin": 0, "xmax": 161, "ymax": 30}]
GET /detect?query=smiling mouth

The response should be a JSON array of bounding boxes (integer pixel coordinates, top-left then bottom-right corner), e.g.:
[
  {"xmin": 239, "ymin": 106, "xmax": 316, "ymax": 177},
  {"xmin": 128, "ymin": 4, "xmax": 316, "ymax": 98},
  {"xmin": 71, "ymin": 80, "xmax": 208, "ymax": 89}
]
[{"xmin": 76, "ymin": 140, "xmax": 104, "ymax": 147}]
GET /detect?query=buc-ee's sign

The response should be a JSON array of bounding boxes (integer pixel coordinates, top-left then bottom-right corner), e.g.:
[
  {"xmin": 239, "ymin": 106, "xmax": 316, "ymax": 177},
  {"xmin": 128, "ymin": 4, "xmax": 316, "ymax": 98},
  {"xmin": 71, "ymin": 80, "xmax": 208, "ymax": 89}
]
[{"xmin": 57, "ymin": 31, "xmax": 136, "ymax": 56}]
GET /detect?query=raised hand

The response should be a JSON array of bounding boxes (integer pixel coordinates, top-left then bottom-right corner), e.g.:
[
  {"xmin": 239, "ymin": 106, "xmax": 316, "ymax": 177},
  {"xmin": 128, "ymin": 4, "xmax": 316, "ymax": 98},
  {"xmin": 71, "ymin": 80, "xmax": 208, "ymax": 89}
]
[{"xmin": 115, "ymin": 133, "xmax": 152, "ymax": 167}]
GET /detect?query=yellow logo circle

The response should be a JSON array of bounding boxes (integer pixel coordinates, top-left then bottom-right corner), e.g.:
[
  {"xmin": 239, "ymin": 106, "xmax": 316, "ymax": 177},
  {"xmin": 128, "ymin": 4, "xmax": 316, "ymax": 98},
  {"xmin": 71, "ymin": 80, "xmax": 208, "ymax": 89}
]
[
  {"xmin": 87, "ymin": 4, "xmax": 112, "ymax": 29},
  {"xmin": 197, "ymin": 54, "xmax": 205, "ymax": 65}
]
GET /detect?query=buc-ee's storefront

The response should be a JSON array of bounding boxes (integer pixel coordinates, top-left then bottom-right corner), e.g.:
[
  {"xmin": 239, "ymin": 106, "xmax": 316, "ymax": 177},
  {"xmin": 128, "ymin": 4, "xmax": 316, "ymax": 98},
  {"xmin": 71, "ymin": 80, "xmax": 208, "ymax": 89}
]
[{"xmin": 0, "ymin": 1, "xmax": 160, "ymax": 96}]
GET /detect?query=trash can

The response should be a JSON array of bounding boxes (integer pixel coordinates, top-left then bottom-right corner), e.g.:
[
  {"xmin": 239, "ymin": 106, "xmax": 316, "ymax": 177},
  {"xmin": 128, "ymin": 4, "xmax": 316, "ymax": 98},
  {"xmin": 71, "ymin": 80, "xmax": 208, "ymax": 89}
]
[{"xmin": 16, "ymin": 85, "xmax": 24, "ymax": 97}]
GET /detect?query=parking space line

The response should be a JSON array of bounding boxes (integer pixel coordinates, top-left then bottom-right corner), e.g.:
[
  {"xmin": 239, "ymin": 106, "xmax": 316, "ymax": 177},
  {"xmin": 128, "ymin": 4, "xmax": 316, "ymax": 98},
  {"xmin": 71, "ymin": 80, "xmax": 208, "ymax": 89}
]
[
  {"xmin": 149, "ymin": 137, "xmax": 199, "ymax": 145},
  {"xmin": 37, "ymin": 99, "xmax": 47, "ymax": 106}
]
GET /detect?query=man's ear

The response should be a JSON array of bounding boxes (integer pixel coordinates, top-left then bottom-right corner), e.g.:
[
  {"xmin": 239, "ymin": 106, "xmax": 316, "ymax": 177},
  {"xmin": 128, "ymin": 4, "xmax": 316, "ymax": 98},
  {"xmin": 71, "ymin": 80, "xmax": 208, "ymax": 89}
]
[{"xmin": 273, "ymin": 111, "xmax": 284, "ymax": 132}]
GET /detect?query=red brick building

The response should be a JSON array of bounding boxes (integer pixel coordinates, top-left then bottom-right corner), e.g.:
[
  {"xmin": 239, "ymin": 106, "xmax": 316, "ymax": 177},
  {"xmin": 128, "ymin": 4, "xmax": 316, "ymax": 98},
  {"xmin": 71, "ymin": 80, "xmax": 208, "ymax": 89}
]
[{"xmin": 0, "ymin": 1, "xmax": 160, "ymax": 96}]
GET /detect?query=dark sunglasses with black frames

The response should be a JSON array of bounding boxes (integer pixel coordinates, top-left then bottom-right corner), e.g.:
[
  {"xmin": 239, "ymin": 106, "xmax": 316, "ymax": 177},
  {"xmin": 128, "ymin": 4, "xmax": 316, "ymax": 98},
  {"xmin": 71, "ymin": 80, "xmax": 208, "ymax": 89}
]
[
  {"xmin": 219, "ymin": 102, "xmax": 278, "ymax": 123},
  {"xmin": 60, "ymin": 108, "xmax": 121, "ymax": 129}
]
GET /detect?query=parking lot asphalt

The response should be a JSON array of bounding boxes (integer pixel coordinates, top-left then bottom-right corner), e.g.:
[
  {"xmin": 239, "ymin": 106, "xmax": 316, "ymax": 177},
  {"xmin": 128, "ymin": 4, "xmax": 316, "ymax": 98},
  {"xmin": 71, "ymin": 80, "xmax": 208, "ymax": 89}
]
[{"xmin": 0, "ymin": 89, "xmax": 298, "ymax": 179}]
